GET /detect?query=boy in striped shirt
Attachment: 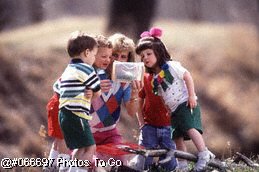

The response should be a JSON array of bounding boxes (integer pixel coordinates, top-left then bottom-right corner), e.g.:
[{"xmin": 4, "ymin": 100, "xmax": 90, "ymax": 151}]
[{"xmin": 58, "ymin": 31, "xmax": 101, "ymax": 172}]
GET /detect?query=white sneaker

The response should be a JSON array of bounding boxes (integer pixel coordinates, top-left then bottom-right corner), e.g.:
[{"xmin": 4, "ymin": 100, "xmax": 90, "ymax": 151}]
[
  {"xmin": 58, "ymin": 154, "xmax": 71, "ymax": 172},
  {"xmin": 127, "ymin": 155, "xmax": 145, "ymax": 171},
  {"xmin": 194, "ymin": 149, "xmax": 215, "ymax": 172},
  {"xmin": 68, "ymin": 166, "xmax": 88, "ymax": 172},
  {"xmin": 43, "ymin": 165, "xmax": 59, "ymax": 172}
]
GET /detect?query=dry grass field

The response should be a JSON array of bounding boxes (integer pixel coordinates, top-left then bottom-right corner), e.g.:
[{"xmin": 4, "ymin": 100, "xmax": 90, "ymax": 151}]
[{"xmin": 0, "ymin": 16, "xmax": 258, "ymax": 171}]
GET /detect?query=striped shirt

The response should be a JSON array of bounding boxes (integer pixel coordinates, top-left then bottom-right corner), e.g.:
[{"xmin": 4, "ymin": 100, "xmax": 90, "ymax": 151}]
[
  {"xmin": 58, "ymin": 58, "xmax": 101, "ymax": 120},
  {"xmin": 53, "ymin": 78, "xmax": 61, "ymax": 94}
]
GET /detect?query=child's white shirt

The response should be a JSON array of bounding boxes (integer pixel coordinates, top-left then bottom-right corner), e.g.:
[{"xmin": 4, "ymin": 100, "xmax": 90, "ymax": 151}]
[{"xmin": 157, "ymin": 61, "xmax": 189, "ymax": 112}]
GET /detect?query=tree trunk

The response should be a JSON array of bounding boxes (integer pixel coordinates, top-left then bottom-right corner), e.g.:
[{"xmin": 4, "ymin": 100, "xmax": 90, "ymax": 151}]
[
  {"xmin": 106, "ymin": 0, "xmax": 156, "ymax": 41},
  {"xmin": 184, "ymin": 0, "xmax": 202, "ymax": 22},
  {"xmin": 0, "ymin": 0, "xmax": 12, "ymax": 30},
  {"xmin": 28, "ymin": 0, "xmax": 43, "ymax": 23}
]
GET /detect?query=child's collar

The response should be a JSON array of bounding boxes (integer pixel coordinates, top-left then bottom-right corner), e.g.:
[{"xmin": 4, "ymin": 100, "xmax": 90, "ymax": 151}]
[
  {"xmin": 151, "ymin": 63, "xmax": 174, "ymax": 95},
  {"xmin": 70, "ymin": 58, "xmax": 84, "ymax": 64}
]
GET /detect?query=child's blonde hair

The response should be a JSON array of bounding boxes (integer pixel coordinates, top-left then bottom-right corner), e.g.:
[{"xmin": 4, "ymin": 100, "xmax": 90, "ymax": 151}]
[
  {"xmin": 108, "ymin": 33, "xmax": 135, "ymax": 62},
  {"xmin": 95, "ymin": 35, "xmax": 113, "ymax": 49}
]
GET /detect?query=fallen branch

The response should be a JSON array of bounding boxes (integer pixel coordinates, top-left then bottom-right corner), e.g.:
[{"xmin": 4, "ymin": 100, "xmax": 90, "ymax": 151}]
[
  {"xmin": 234, "ymin": 152, "xmax": 259, "ymax": 168},
  {"xmin": 120, "ymin": 147, "xmax": 227, "ymax": 171}
]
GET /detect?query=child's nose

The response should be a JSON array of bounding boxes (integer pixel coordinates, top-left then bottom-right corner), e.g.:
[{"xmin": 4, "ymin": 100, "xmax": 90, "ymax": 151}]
[{"xmin": 142, "ymin": 55, "xmax": 147, "ymax": 61}]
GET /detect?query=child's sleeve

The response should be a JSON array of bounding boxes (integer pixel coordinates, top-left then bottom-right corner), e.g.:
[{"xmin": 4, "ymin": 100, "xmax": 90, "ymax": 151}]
[
  {"xmin": 170, "ymin": 61, "xmax": 188, "ymax": 79},
  {"xmin": 84, "ymin": 72, "xmax": 101, "ymax": 93},
  {"xmin": 53, "ymin": 78, "xmax": 61, "ymax": 94}
]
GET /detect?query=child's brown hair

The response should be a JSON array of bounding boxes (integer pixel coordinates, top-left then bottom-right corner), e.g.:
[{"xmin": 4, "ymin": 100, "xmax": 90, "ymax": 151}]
[
  {"xmin": 67, "ymin": 31, "xmax": 97, "ymax": 57},
  {"xmin": 136, "ymin": 36, "xmax": 171, "ymax": 74}
]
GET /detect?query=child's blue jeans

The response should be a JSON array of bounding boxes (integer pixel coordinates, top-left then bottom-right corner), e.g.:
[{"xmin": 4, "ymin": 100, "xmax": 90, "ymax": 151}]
[{"xmin": 139, "ymin": 124, "xmax": 177, "ymax": 170}]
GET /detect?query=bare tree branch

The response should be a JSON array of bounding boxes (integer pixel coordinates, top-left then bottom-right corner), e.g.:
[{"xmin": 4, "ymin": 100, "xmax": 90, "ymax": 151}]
[
  {"xmin": 234, "ymin": 152, "xmax": 259, "ymax": 168},
  {"xmin": 120, "ymin": 147, "xmax": 227, "ymax": 171}
]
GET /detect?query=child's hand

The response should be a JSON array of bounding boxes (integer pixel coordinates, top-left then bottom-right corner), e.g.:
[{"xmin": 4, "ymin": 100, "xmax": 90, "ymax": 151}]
[
  {"xmin": 187, "ymin": 96, "xmax": 197, "ymax": 109},
  {"xmin": 130, "ymin": 80, "xmax": 143, "ymax": 97},
  {"xmin": 100, "ymin": 79, "xmax": 112, "ymax": 93},
  {"xmin": 85, "ymin": 89, "xmax": 93, "ymax": 99}
]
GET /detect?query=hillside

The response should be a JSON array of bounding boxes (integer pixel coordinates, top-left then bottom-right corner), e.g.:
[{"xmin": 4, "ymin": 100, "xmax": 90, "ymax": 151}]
[{"xmin": 0, "ymin": 16, "xmax": 258, "ymax": 161}]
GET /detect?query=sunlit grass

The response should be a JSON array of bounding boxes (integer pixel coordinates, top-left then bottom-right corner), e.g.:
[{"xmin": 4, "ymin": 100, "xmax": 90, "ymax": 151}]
[{"xmin": 0, "ymin": 16, "xmax": 106, "ymax": 51}]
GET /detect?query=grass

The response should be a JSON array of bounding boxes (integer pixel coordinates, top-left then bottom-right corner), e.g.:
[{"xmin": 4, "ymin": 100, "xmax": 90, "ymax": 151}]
[{"xmin": 0, "ymin": 16, "xmax": 105, "ymax": 52}]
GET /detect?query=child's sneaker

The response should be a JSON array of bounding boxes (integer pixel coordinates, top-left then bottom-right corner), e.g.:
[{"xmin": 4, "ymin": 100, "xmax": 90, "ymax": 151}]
[
  {"xmin": 194, "ymin": 149, "xmax": 215, "ymax": 172},
  {"xmin": 42, "ymin": 159, "xmax": 58, "ymax": 172},
  {"xmin": 58, "ymin": 154, "xmax": 71, "ymax": 172},
  {"xmin": 127, "ymin": 155, "xmax": 145, "ymax": 171},
  {"xmin": 42, "ymin": 165, "xmax": 59, "ymax": 172}
]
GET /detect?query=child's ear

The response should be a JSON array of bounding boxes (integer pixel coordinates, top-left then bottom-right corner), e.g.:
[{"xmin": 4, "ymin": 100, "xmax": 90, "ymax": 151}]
[{"xmin": 84, "ymin": 49, "xmax": 89, "ymax": 57}]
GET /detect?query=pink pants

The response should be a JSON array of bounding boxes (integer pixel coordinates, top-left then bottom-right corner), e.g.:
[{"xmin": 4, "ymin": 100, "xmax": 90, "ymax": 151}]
[{"xmin": 93, "ymin": 128, "xmax": 122, "ymax": 145}]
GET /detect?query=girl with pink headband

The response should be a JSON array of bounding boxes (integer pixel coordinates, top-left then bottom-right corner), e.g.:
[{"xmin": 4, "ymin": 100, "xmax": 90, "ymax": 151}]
[{"xmin": 135, "ymin": 27, "xmax": 215, "ymax": 172}]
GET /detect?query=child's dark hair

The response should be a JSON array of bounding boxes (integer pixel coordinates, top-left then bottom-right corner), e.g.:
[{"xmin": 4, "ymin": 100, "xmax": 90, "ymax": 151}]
[
  {"xmin": 136, "ymin": 36, "xmax": 171, "ymax": 73},
  {"xmin": 67, "ymin": 31, "xmax": 97, "ymax": 57}
]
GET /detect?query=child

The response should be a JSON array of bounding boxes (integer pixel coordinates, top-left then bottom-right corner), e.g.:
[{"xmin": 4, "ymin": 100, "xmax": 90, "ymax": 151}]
[
  {"xmin": 93, "ymin": 35, "xmax": 113, "ymax": 80},
  {"xmin": 45, "ymin": 79, "xmax": 93, "ymax": 172},
  {"xmin": 90, "ymin": 33, "xmax": 141, "ymax": 146},
  {"xmin": 135, "ymin": 27, "xmax": 215, "ymax": 172},
  {"xmin": 89, "ymin": 34, "xmax": 142, "ymax": 171},
  {"xmin": 135, "ymin": 72, "xmax": 177, "ymax": 171},
  {"xmin": 45, "ymin": 78, "xmax": 70, "ymax": 171},
  {"xmin": 58, "ymin": 31, "xmax": 101, "ymax": 172}
]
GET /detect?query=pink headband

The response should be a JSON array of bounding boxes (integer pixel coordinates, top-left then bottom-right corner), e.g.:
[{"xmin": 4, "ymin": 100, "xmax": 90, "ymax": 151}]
[{"xmin": 140, "ymin": 27, "xmax": 162, "ymax": 38}]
